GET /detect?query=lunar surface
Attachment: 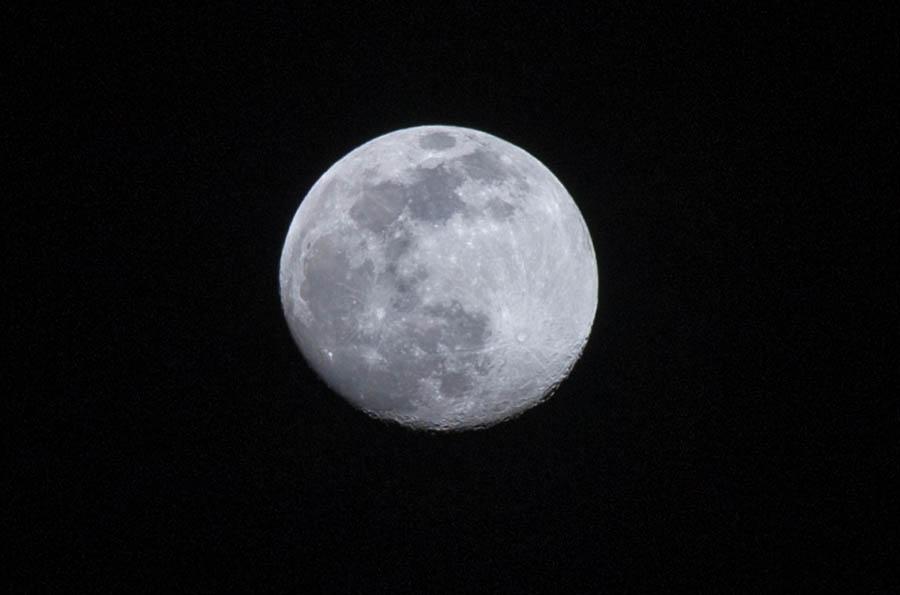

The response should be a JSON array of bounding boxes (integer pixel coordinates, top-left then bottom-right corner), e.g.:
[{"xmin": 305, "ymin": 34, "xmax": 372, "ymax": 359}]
[{"xmin": 279, "ymin": 125, "xmax": 598, "ymax": 430}]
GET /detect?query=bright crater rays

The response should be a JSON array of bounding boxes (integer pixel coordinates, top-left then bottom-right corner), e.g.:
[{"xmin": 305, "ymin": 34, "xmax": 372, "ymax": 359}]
[{"xmin": 279, "ymin": 125, "xmax": 598, "ymax": 430}]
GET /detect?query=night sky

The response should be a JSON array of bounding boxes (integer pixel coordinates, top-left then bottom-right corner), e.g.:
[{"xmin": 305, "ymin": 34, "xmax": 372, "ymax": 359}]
[{"xmin": 8, "ymin": 4, "xmax": 894, "ymax": 592}]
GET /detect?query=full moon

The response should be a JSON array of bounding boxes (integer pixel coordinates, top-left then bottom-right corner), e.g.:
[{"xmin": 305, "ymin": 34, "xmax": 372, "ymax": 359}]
[{"xmin": 280, "ymin": 125, "xmax": 598, "ymax": 430}]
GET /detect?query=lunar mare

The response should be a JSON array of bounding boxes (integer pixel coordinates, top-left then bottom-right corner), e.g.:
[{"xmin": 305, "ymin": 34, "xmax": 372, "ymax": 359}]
[{"xmin": 280, "ymin": 125, "xmax": 598, "ymax": 430}]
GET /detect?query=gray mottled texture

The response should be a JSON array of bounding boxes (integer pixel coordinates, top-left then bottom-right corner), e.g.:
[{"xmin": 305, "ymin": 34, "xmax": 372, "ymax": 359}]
[{"xmin": 280, "ymin": 125, "xmax": 598, "ymax": 430}]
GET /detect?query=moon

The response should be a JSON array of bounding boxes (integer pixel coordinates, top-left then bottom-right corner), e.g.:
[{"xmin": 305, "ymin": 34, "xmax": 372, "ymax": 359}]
[{"xmin": 279, "ymin": 125, "xmax": 598, "ymax": 430}]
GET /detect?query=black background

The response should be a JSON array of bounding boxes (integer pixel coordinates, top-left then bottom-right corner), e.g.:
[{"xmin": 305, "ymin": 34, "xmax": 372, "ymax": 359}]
[{"xmin": 7, "ymin": 3, "xmax": 896, "ymax": 592}]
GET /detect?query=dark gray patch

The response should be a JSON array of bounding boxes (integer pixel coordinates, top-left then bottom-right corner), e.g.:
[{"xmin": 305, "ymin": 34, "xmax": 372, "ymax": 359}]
[
  {"xmin": 486, "ymin": 197, "xmax": 516, "ymax": 219},
  {"xmin": 406, "ymin": 165, "xmax": 466, "ymax": 223},
  {"xmin": 419, "ymin": 300, "xmax": 491, "ymax": 351},
  {"xmin": 410, "ymin": 300, "xmax": 492, "ymax": 400},
  {"xmin": 457, "ymin": 149, "xmax": 509, "ymax": 183},
  {"xmin": 349, "ymin": 181, "xmax": 409, "ymax": 233},
  {"xmin": 439, "ymin": 371, "xmax": 475, "ymax": 397},
  {"xmin": 337, "ymin": 297, "xmax": 491, "ymax": 413},
  {"xmin": 472, "ymin": 354, "xmax": 492, "ymax": 376},
  {"xmin": 388, "ymin": 274, "xmax": 422, "ymax": 313},
  {"xmin": 352, "ymin": 367, "xmax": 420, "ymax": 415},
  {"xmin": 413, "ymin": 325, "xmax": 445, "ymax": 354},
  {"xmin": 300, "ymin": 233, "xmax": 374, "ymax": 341},
  {"xmin": 419, "ymin": 131, "xmax": 456, "ymax": 150}
]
